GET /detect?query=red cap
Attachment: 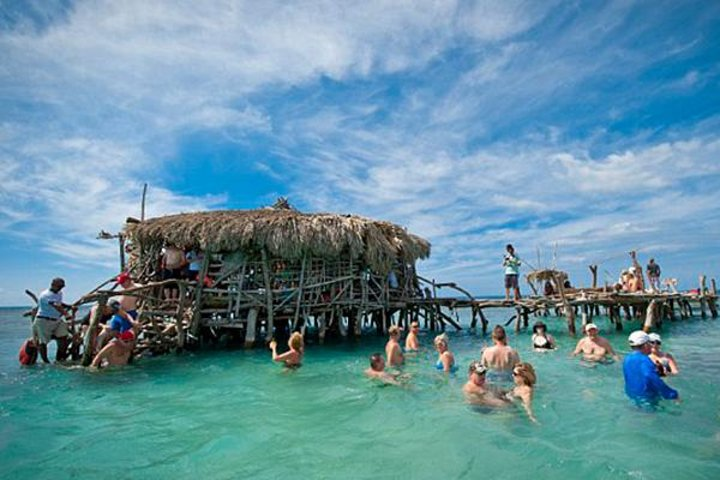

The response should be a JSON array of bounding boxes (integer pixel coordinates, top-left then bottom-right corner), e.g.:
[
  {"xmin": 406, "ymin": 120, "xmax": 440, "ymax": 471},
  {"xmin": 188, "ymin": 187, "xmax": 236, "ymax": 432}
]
[{"xmin": 116, "ymin": 272, "xmax": 131, "ymax": 284}]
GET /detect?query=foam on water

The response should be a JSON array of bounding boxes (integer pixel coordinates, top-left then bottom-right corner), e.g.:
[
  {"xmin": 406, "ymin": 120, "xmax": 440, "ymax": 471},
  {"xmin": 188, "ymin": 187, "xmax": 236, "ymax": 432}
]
[{"xmin": 1, "ymin": 307, "xmax": 719, "ymax": 479}]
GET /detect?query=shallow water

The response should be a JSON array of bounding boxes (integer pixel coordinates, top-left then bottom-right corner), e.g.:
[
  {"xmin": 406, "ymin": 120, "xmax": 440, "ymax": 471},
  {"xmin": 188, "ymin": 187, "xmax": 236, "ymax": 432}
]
[{"xmin": 1, "ymin": 307, "xmax": 719, "ymax": 479}]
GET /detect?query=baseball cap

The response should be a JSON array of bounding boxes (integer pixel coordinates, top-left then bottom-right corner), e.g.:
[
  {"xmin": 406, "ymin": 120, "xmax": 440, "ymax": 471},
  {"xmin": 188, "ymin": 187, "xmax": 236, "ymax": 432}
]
[
  {"xmin": 647, "ymin": 333, "xmax": 662, "ymax": 344},
  {"xmin": 584, "ymin": 323, "xmax": 599, "ymax": 332},
  {"xmin": 468, "ymin": 361, "xmax": 487, "ymax": 376},
  {"xmin": 628, "ymin": 330, "xmax": 650, "ymax": 347}
]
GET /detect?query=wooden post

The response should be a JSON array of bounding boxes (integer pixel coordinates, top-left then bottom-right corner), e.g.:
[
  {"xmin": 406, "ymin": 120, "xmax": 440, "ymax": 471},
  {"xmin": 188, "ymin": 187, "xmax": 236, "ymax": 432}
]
[
  {"xmin": 553, "ymin": 273, "xmax": 576, "ymax": 335},
  {"xmin": 140, "ymin": 183, "xmax": 148, "ymax": 221},
  {"xmin": 708, "ymin": 279, "xmax": 718, "ymax": 319},
  {"xmin": 293, "ymin": 256, "xmax": 307, "ymax": 330},
  {"xmin": 118, "ymin": 234, "xmax": 126, "ymax": 272},
  {"xmin": 261, "ymin": 248, "xmax": 274, "ymax": 341},
  {"xmin": 82, "ymin": 295, "xmax": 108, "ymax": 366},
  {"xmin": 479, "ymin": 308, "xmax": 489, "ymax": 336},
  {"xmin": 643, "ymin": 299, "xmax": 658, "ymax": 332},
  {"xmin": 699, "ymin": 275, "xmax": 708, "ymax": 319},
  {"xmin": 514, "ymin": 306, "xmax": 522, "ymax": 332},
  {"xmin": 470, "ymin": 305, "xmax": 478, "ymax": 330},
  {"xmin": 176, "ymin": 282, "xmax": 187, "ymax": 349},
  {"xmin": 244, "ymin": 308, "xmax": 258, "ymax": 348},
  {"xmin": 589, "ymin": 265, "xmax": 598, "ymax": 288},
  {"xmin": 614, "ymin": 305, "xmax": 623, "ymax": 331},
  {"xmin": 189, "ymin": 252, "xmax": 211, "ymax": 338},
  {"xmin": 581, "ymin": 304, "xmax": 588, "ymax": 329}
]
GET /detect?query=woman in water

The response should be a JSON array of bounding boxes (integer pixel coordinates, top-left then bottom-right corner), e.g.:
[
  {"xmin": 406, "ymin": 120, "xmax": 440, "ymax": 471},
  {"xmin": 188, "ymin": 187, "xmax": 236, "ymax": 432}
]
[
  {"xmin": 531, "ymin": 321, "xmax": 556, "ymax": 351},
  {"xmin": 269, "ymin": 332, "xmax": 304, "ymax": 368},
  {"xmin": 648, "ymin": 333, "xmax": 679, "ymax": 376},
  {"xmin": 506, "ymin": 362, "xmax": 538, "ymax": 423},
  {"xmin": 434, "ymin": 333, "xmax": 456, "ymax": 373}
]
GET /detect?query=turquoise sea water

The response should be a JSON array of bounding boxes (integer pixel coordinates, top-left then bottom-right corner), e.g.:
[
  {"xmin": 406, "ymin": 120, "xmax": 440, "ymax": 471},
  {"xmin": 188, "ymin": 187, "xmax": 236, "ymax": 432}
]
[{"xmin": 1, "ymin": 306, "xmax": 719, "ymax": 479}]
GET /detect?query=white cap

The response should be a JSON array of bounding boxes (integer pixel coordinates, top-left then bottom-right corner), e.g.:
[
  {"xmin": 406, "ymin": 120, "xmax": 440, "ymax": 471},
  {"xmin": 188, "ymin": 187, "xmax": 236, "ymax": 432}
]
[
  {"xmin": 628, "ymin": 330, "xmax": 650, "ymax": 347},
  {"xmin": 584, "ymin": 323, "xmax": 599, "ymax": 332},
  {"xmin": 648, "ymin": 333, "xmax": 662, "ymax": 343}
]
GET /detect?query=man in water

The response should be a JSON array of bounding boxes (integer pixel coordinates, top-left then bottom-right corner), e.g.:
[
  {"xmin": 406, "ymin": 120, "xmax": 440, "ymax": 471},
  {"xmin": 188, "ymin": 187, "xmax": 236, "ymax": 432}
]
[
  {"xmin": 481, "ymin": 325, "xmax": 521, "ymax": 382},
  {"xmin": 32, "ymin": 277, "xmax": 75, "ymax": 363},
  {"xmin": 405, "ymin": 321, "xmax": 420, "ymax": 351},
  {"xmin": 503, "ymin": 244, "xmax": 522, "ymax": 300},
  {"xmin": 623, "ymin": 331, "xmax": 679, "ymax": 404},
  {"xmin": 572, "ymin": 323, "xmax": 619, "ymax": 363},
  {"xmin": 116, "ymin": 272, "xmax": 142, "ymax": 319},
  {"xmin": 91, "ymin": 300, "xmax": 138, "ymax": 368},
  {"xmin": 365, "ymin": 353, "xmax": 400, "ymax": 385},
  {"xmin": 463, "ymin": 361, "xmax": 509, "ymax": 407},
  {"xmin": 385, "ymin": 325, "xmax": 404, "ymax": 367}
]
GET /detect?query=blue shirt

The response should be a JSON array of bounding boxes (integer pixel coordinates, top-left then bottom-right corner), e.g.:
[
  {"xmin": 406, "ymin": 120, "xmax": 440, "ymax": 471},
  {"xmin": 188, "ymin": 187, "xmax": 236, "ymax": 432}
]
[
  {"xmin": 109, "ymin": 314, "xmax": 133, "ymax": 334},
  {"xmin": 623, "ymin": 351, "xmax": 678, "ymax": 402},
  {"xmin": 37, "ymin": 289, "xmax": 63, "ymax": 319}
]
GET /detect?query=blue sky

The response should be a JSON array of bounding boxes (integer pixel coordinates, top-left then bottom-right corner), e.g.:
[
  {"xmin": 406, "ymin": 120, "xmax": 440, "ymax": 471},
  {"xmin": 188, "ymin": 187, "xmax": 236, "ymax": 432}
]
[{"xmin": 1, "ymin": 0, "xmax": 719, "ymax": 305}]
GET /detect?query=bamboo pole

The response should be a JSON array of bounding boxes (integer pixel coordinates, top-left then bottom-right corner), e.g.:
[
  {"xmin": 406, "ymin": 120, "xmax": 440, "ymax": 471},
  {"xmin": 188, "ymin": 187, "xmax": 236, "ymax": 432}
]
[{"xmin": 82, "ymin": 295, "xmax": 108, "ymax": 366}]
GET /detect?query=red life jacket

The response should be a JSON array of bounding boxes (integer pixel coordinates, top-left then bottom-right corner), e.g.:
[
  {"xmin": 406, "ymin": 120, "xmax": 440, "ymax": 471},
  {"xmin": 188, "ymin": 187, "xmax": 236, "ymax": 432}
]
[{"xmin": 19, "ymin": 339, "xmax": 38, "ymax": 366}]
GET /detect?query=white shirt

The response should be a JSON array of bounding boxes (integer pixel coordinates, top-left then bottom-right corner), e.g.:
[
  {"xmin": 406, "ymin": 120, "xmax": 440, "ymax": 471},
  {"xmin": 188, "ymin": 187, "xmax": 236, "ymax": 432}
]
[{"xmin": 37, "ymin": 289, "xmax": 63, "ymax": 319}]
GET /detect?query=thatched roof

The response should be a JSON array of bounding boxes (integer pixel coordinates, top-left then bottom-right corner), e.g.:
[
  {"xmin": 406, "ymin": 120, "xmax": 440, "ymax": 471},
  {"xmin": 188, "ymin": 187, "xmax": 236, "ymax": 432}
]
[
  {"xmin": 125, "ymin": 208, "xmax": 430, "ymax": 273},
  {"xmin": 527, "ymin": 269, "xmax": 568, "ymax": 283}
]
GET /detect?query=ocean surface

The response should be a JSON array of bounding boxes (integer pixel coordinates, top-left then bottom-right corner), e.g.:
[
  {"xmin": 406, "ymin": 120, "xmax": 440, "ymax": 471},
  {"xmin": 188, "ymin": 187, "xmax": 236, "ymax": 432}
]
[{"xmin": 1, "ymin": 306, "xmax": 719, "ymax": 479}]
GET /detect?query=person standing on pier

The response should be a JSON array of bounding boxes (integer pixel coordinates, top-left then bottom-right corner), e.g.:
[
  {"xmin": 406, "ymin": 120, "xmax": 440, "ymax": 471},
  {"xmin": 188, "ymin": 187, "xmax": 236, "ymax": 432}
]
[
  {"xmin": 646, "ymin": 258, "xmax": 661, "ymax": 292},
  {"xmin": 32, "ymin": 277, "xmax": 75, "ymax": 363},
  {"xmin": 386, "ymin": 325, "xmax": 404, "ymax": 367},
  {"xmin": 503, "ymin": 244, "xmax": 522, "ymax": 301},
  {"xmin": 623, "ymin": 331, "xmax": 679, "ymax": 405}
]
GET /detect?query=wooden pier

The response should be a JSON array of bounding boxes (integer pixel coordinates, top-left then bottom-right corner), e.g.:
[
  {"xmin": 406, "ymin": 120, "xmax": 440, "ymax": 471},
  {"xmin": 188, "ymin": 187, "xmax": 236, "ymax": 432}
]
[{"xmin": 67, "ymin": 203, "xmax": 718, "ymax": 362}]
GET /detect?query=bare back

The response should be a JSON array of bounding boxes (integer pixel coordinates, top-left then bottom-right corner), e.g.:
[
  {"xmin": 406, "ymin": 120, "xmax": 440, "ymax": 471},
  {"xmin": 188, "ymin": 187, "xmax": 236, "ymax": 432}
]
[
  {"xmin": 481, "ymin": 345, "xmax": 520, "ymax": 371},
  {"xmin": 386, "ymin": 340, "xmax": 404, "ymax": 367}
]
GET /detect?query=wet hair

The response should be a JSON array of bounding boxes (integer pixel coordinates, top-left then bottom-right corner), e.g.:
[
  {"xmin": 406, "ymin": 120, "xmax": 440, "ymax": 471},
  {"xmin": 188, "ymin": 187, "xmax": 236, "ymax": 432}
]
[
  {"xmin": 492, "ymin": 325, "xmax": 507, "ymax": 345},
  {"xmin": 289, "ymin": 332, "xmax": 304, "ymax": 351},
  {"xmin": 369, "ymin": 353, "xmax": 384, "ymax": 370},
  {"xmin": 468, "ymin": 360, "xmax": 487, "ymax": 376},
  {"xmin": 532, "ymin": 322, "xmax": 546, "ymax": 334},
  {"xmin": 513, "ymin": 362, "xmax": 537, "ymax": 386}
]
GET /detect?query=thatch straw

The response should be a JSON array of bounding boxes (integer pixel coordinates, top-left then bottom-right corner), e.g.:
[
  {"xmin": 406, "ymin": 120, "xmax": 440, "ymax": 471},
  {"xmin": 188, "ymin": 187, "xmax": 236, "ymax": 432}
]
[
  {"xmin": 125, "ymin": 208, "xmax": 430, "ymax": 273},
  {"xmin": 527, "ymin": 269, "xmax": 568, "ymax": 283}
]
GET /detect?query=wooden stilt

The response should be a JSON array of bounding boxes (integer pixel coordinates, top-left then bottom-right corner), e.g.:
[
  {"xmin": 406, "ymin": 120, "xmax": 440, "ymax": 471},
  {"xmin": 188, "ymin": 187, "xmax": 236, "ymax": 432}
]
[
  {"xmin": 244, "ymin": 308, "xmax": 258, "ymax": 348},
  {"xmin": 643, "ymin": 299, "xmax": 658, "ymax": 332},
  {"xmin": 175, "ymin": 282, "xmax": 187, "ymax": 349},
  {"xmin": 479, "ymin": 308, "xmax": 489, "ymax": 336}
]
